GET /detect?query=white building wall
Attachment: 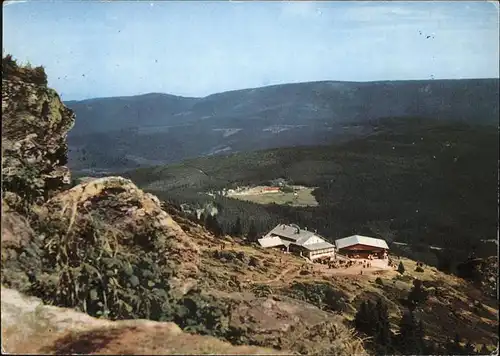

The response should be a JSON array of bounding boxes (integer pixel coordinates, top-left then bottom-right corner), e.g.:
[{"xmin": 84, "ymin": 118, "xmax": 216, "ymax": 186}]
[{"xmin": 308, "ymin": 249, "xmax": 336, "ymax": 260}]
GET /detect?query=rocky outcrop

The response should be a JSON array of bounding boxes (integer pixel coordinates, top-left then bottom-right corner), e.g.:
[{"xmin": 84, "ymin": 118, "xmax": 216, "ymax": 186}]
[
  {"xmin": 2, "ymin": 64, "xmax": 74, "ymax": 208},
  {"xmin": 1, "ymin": 287, "xmax": 281, "ymax": 355},
  {"xmin": 1, "ymin": 58, "xmax": 75, "ymax": 297},
  {"xmin": 0, "ymin": 58, "xmax": 240, "ymax": 354},
  {"xmin": 2, "ymin": 176, "xmax": 202, "ymax": 321}
]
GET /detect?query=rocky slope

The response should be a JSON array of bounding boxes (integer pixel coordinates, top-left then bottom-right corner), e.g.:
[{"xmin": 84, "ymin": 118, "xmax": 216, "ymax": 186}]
[
  {"xmin": 2, "ymin": 57, "xmax": 74, "ymax": 207},
  {"xmin": 1, "ymin": 287, "xmax": 279, "ymax": 355}
]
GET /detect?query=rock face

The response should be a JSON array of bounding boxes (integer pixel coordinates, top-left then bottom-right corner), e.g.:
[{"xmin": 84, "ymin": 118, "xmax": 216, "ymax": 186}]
[
  {"xmin": 2, "ymin": 176, "xmax": 202, "ymax": 321},
  {"xmin": 1, "ymin": 287, "xmax": 280, "ymax": 355},
  {"xmin": 2, "ymin": 62, "xmax": 75, "ymax": 208},
  {"xmin": 40, "ymin": 175, "xmax": 200, "ymax": 275},
  {"xmin": 0, "ymin": 59, "xmax": 201, "ymax": 324}
]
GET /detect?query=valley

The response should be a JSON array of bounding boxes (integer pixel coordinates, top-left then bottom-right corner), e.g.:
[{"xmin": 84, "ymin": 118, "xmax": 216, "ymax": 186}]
[{"xmin": 122, "ymin": 117, "xmax": 498, "ymax": 268}]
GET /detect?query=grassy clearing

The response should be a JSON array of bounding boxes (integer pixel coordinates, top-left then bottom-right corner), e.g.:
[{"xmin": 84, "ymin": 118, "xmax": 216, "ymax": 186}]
[{"xmin": 228, "ymin": 187, "xmax": 318, "ymax": 207}]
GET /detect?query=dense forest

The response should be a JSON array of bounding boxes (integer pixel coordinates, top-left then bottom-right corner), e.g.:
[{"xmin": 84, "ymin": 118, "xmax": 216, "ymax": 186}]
[{"xmin": 121, "ymin": 117, "xmax": 498, "ymax": 270}]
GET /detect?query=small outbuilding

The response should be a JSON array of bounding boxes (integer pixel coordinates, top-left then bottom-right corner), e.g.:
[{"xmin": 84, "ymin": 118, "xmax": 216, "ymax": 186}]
[{"xmin": 335, "ymin": 235, "xmax": 389, "ymax": 259}]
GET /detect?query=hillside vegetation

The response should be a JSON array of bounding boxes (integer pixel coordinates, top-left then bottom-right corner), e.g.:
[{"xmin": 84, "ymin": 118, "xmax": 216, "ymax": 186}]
[{"xmin": 66, "ymin": 79, "xmax": 499, "ymax": 173}]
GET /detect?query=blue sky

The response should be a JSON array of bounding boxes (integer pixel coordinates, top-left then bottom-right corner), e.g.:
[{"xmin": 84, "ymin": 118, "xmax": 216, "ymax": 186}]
[{"xmin": 3, "ymin": 0, "xmax": 499, "ymax": 100}]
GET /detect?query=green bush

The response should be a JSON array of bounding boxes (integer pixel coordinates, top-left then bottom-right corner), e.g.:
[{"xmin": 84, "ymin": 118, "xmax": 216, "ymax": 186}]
[
  {"xmin": 398, "ymin": 261, "xmax": 406, "ymax": 274},
  {"xmin": 2, "ymin": 54, "xmax": 48, "ymax": 85},
  {"xmin": 408, "ymin": 279, "xmax": 428, "ymax": 309},
  {"xmin": 284, "ymin": 282, "xmax": 348, "ymax": 312},
  {"xmin": 251, "ymin": 284, "xmax": 273, "ymax": 297},
  {"xmin": 355, "ymin": 299, "xmax": 393, "ymax": 351},
  {"xmin": 173, "ymin": 291, "xmax": 232, "ymax": 337},
  {"xmin": 2, "ymin": 54, "xmax": 17, "ymax": 74},
  {"xmin": 25, "ymin": 215, "xmax": 174, "ymax": 321},
  {"xmin": 32, "ymin": 66, "xmax": 48, "ymax": 85},
  {"xmin": 280, "ymin": 185, "xmax": 294, "ymax": 193}
]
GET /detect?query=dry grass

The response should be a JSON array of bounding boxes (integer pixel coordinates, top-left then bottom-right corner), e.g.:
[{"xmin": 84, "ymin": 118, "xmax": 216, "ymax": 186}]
[
  {"xmin": 39, "ymin": 324, "xmax": 282, "ymax": 355},
  {"xmin": 198, "ymin": 237, "xmax": 498, "ymax": 349}
]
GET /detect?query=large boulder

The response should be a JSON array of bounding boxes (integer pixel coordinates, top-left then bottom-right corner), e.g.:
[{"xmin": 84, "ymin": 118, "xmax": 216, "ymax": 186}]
[
  {"xmin": 1, "ymin": 176, "xmax": 202, "ymax": 321},
  {"xmin": 2, "ymin": 61, "xmax": 75, "ymax": 207},
  {"xmin": 1, "ymin": 287, "xmax": 281, "ymax": 355}
]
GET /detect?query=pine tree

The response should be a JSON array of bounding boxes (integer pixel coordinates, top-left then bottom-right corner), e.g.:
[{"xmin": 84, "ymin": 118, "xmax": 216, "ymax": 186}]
[
  {"xmin": 231, "ymin": 216, "xmax": 242, "ymax": 236},
  {"xmin": 203, "ymin": 213, "xmax": 209, "ymax": 227},
  {"xmin": 408, "ymin": 279, "xmax": 428, "ymax": 310},
  {"xmin": 205, "ymin": 214, "xmax": 223, "ymax": 237},
  {"xmin": 398, "ymin": 261, "xmax": 405, "ymax": 274},
  {"xmin": 426, "ymin": 341, "xmax": 439, "ymax": 355},
  {"xmin": 398, "ymin": 309, "xmax": 424, "ymax": 354},
  {"xmin": 375, "ymin": 298, "xmax": 392, "ymax": 348},
  {"xmin": 355, "ymin": 301, "xmax": 370, "ymax": 333},
  {"xmin": 355, "ymin": 299, "xmax": 393, "ymax": 353},
  {"xmin": 247, "ymin": 221, "xmax": 258, "ymax": 243},
  {"xmin": 366, "ymin": 300, "xmax": 378, "ymax": 333},
  {"xmin": 214, "ymin": 216, "xmax": 224, "ymax": 237}
]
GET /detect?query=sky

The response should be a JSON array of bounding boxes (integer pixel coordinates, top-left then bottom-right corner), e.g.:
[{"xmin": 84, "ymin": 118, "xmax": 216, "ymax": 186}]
[{"xmin": 3, "ymin": 0, "xmax": 499, "ymax": 100}]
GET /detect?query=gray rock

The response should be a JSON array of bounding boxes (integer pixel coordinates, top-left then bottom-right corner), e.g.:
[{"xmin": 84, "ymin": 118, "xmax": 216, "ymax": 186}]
[{"xmin": 2, "ymin": 76, "xmax": 75, "ymax": 203}]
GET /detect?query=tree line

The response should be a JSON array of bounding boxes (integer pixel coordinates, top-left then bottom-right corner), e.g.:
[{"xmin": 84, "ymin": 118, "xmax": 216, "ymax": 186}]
[{"xmin": 354, "ymin": 286, "xmax": 490, "ymax": 355}]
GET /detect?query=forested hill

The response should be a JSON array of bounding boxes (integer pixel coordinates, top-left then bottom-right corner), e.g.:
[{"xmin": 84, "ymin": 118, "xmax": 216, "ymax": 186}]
[
  {"xmin": 122, "ymin": 117, "xmax": 498, "ymax": 267},
  {"xmin": 66, "ymin": 79, "xmax": 499, "ymax": 173},
  {"xmin": 66, "ymin": 79, "xmax": 499, "ymax": 134}
]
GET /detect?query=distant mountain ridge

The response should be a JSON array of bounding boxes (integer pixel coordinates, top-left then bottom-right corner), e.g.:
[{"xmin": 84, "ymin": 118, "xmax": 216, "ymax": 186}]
[
  {"xmin": 65, "ymin": 93, "xmax": 201, "ymax": 134},
  {"xmin": 65, "ymin": 78, "xmax": 499, "ymax": 173}
]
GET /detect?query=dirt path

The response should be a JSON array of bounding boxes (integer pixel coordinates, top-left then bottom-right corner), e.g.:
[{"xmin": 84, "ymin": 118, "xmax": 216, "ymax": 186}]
[
  {"xmin": 312, "ymin": 259, "xmax": 395, "ymax": 277},
  {"xmin": 255, "ymin": 265, "xmax": 300, "ymax": 285},
  {"xmin": 250, "ymin": 258, "xmax": 394, "ymax": 287}
]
